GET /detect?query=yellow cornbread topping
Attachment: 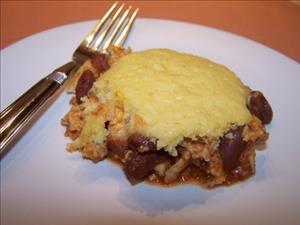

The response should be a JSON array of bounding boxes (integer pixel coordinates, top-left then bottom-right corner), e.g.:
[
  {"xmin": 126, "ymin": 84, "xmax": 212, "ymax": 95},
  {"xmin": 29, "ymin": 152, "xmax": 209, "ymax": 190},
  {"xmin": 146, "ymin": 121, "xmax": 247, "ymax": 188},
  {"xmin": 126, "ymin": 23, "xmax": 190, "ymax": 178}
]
[{"xmin": 93, "ymin": 49, "xmax": 251, "ymax": 155}]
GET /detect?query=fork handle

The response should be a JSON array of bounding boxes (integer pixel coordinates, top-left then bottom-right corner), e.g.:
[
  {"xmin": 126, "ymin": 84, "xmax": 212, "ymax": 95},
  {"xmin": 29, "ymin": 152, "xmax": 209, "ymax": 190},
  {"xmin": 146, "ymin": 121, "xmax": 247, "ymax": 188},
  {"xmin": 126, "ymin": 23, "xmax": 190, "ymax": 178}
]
[{"xmin": 0, "ymin": 61, "xmax": 77, "ymax": 157}]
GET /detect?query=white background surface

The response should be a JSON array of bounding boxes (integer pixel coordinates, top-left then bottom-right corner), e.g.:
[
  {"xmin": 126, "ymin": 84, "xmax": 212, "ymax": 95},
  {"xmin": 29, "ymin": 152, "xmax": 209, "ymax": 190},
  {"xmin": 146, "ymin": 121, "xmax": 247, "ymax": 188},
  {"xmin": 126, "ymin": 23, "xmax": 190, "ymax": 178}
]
[{"xmin": 1, "ymin": 19, "xmax": 300, "ymax": 225}]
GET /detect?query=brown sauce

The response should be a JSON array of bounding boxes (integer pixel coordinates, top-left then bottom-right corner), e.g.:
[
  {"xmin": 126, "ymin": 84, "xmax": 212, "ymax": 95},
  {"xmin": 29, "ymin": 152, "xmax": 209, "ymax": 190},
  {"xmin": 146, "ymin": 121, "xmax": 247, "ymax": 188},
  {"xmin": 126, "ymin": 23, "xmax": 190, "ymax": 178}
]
[
  {"xmin": 106, "ymin": 152, "xmax": 254, "ymax": 189},
  {"xmin": 145, "ymin": 166, "xmax": 255, "ymax": 189}
]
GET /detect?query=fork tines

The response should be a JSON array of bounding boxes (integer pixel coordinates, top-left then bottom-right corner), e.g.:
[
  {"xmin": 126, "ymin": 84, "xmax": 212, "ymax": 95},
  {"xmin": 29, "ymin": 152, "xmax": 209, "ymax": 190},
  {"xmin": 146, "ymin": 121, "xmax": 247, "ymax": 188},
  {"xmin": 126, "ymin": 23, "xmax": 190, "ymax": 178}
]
[{"xmin": 84, "ymin": 2, "xmax": 139, "ymax": 52}]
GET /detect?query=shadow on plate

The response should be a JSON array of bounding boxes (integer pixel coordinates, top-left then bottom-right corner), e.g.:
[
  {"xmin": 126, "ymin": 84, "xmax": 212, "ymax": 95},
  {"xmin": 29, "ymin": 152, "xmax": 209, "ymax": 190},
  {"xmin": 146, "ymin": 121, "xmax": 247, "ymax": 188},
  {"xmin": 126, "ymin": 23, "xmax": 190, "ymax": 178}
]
[{"xmin": 74, "ymin": 154, "xmax": 266, "ymax": 216}]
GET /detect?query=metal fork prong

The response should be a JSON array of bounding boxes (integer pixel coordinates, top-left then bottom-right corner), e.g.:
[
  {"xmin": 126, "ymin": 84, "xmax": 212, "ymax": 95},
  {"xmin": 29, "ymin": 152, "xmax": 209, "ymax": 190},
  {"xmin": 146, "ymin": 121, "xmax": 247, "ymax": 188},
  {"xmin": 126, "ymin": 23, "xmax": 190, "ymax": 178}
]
[
  {"xmin": 82, "ymin": 2, "xmax": 118, "ymax": 47},
  {"xmin": 102, "ymin": 6, "xmax": 132, "ymax": 50},
  {"xmin": 92, "ymin": 3, "xmax": 125, "ymax": 51},
  {"xmin": 0, "ymin": 2, "xmax": 139, "ymax": 155},
  {"xmin": 114, "ymin": 8, "xmax": 139, "ymax": 48}
]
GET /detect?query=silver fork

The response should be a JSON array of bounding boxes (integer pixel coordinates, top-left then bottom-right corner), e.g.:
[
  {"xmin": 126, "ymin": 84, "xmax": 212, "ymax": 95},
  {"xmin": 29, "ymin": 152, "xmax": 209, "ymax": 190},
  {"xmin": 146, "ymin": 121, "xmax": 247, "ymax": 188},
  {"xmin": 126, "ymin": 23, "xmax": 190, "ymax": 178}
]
[{"xmin": 0, "ymin": 2, "xmax": 139, "ymax": 157}]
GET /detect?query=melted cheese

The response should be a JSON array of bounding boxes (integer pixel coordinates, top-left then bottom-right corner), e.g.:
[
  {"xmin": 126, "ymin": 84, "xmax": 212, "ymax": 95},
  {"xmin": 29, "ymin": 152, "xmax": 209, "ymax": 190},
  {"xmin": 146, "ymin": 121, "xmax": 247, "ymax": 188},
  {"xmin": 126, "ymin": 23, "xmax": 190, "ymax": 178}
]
[{"xmin": 93, "ymin": 49, "xmax": 251, "ymax": 155}]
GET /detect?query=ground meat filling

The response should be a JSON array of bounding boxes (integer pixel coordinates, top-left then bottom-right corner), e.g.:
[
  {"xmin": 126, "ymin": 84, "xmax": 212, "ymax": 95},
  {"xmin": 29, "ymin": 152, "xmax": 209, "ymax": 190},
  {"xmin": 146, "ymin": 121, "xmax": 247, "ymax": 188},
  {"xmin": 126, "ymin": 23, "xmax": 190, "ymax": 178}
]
[
  {"xmin": 104, "ymin": 125, "xmax": 262, "ymax": 187},
  {"xmin": 62, "ymin": 106, "xmax": 270, "ymax": 187},
  {"xmin": 62, "ymin": 50, "xmax": 272, "ymax": 188},
  {"xmin": 103, "ymin": 89, "xmax": 272, "ymax": 187}
]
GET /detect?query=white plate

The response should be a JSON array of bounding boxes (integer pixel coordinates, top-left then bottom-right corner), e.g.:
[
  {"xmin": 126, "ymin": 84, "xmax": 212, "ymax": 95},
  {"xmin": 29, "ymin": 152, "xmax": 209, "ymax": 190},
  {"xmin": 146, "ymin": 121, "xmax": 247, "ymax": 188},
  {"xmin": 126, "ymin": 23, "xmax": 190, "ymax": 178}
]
[{"xmin": 1, "ymin": 18, "xmax": 300, "ymax": 225}]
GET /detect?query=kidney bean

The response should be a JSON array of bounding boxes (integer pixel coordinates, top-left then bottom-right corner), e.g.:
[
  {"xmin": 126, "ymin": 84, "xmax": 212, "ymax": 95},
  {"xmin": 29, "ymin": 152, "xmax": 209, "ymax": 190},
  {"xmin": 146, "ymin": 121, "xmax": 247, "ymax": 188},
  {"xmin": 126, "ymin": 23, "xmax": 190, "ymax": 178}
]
[
  {"xmin": 106, "ymin": 138, "xmax": 128, "ymax": 159},
  {"xmin": 75, "ymin": 70, "xmax": 95, "ymax": 103},
  {"xmin": 104, "ymin": 121, "xmax": 110, "ymax": 129},
  {"xmin": 128, "ymin": 133, "xmax": 157, "ymax": 153},
  {"xmin": 219, "ymin": 126, "xmax": 247, "ymax": 173},
  {"xmin": 124, "ymin": 152, "xmax": 158, "ymax": 181},
  {"xmin": 91, "ymin": 53, "xmax": 110, "ymax": 73},
  {"xmin": 247, "ymin": 91, "xmax": 273, "ymax": 124}
]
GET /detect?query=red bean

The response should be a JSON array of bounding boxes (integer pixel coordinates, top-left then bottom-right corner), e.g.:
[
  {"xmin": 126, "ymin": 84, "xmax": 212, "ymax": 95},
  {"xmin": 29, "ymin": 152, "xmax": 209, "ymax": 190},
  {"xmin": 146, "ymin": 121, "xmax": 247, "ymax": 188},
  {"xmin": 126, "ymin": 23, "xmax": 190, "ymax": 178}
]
[
  {"xmin": 128, "ymin": 133, "xmax": 157, "ymax": 153},
  {"xmin": 106, "ymin": 138, "xmax": 128, "ymax": 159},
  {"xmin": 219, "ymin": 126, "xmax": 247, "ymax": 173},
  {"xmin": 124, "ymin": 152, "xmax": 158, "ymax": 182},
  {"xmin": 91, "ymin": 53, "xmax": 110, "ymax": 73},
  {"xmin": 75, "ymin": 70, "xmax": 95, "ymax": 103},
  {"xmin": 247, "ymin": 91, "xmax": 273, "ymax": 124}
]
